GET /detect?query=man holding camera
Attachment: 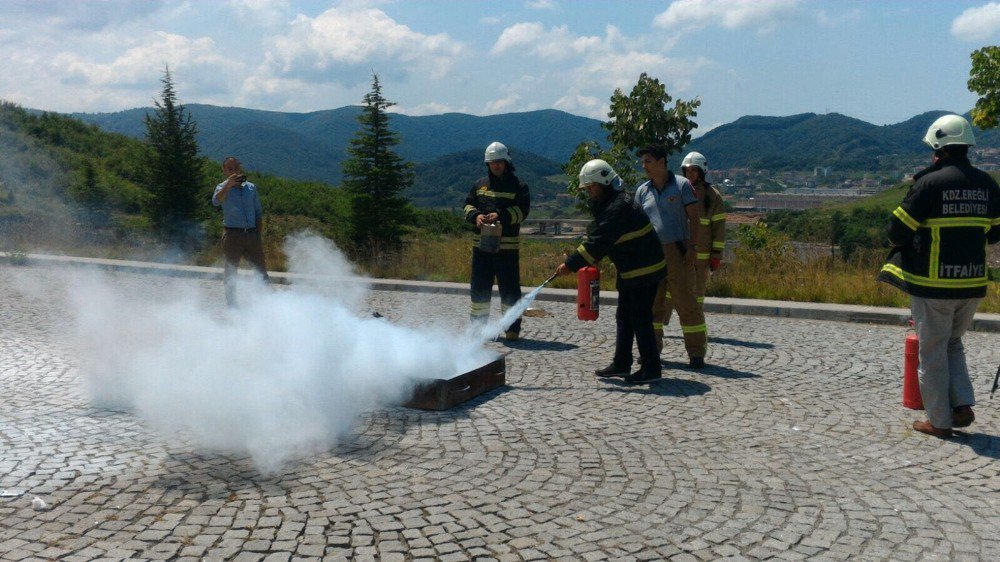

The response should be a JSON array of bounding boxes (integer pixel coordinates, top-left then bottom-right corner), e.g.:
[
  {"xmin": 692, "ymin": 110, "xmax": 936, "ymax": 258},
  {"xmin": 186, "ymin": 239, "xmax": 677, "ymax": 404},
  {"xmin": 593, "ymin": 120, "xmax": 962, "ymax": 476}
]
[{"xmin": 212, "ymin": 156, "xmax": 268, "ymax": 306}]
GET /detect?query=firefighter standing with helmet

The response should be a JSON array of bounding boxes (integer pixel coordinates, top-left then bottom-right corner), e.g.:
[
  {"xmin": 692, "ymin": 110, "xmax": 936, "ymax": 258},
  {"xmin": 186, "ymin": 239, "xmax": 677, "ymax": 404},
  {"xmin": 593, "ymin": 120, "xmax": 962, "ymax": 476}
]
[
  {"xmin": 554, "ymin": 159, "xmax": 666, "ymax": 384},
  {"xmin": 675, "ymin": 151, "xmax": 726, "ymax": 326},
  {"xmin": 634, "ymin": 145, "xmax": 707, "ymax": 369},
  {"xmin": 878, "ymin": 114, "xmax": 1000, "ymax": 438},
  {"xmin": 463, "ymin": 142, "xmax": 530, "ymax": 340}
]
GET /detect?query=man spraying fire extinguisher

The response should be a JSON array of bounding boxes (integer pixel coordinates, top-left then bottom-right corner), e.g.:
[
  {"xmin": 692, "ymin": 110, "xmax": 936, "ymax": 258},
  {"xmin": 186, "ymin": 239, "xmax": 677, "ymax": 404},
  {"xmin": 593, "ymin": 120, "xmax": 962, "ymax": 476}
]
[{"xmin": 554, "ymin": 159, "xmax": 666, "ymax": 384}]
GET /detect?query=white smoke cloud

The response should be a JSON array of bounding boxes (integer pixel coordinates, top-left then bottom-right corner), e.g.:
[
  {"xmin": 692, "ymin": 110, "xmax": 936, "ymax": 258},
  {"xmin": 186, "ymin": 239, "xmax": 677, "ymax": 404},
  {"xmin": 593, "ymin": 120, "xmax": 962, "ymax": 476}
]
[{"xmin": 70, "ymin": 234, "xmax": 497, "ymax": 474}]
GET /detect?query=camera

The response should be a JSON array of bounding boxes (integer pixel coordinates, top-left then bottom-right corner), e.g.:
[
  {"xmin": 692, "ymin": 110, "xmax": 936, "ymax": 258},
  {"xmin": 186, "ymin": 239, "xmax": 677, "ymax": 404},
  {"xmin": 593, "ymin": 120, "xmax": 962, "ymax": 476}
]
[{"xmin": 235, "ymin": 175, "xmax": 246, "ymax": 183}]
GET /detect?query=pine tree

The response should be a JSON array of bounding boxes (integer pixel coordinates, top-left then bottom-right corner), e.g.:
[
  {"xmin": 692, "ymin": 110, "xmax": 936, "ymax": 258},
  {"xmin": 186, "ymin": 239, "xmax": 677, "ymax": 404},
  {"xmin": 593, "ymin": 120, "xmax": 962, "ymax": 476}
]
[
  {"xmin": 341, "ymin": 73, "xmax": 413, "ymax": 251},
  {"xmin": 144, "ymin": 66, "xmax": 204, "ymax": 248}
]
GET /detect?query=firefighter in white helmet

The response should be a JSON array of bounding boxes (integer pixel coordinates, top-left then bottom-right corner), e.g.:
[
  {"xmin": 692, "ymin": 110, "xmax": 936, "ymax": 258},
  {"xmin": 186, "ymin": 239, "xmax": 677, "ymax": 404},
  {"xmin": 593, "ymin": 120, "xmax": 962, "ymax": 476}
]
[
  {"xmin": 463, "ymin": 141, "xmax": 531, "ymax": 340},
  {"xmin": 879, "ymin": 114, "xmax": 1000, "ymax": 437},
  {"xmin": 554, "ymin": 159, "xmax": 666, "ymax": 384},
  {"xmin": 673, "ymin": 151, "xmax": 726, "ymax": 334},
  {"xmin": 634, "ymin": 145, "xmax": 707, "ymax": 369}
]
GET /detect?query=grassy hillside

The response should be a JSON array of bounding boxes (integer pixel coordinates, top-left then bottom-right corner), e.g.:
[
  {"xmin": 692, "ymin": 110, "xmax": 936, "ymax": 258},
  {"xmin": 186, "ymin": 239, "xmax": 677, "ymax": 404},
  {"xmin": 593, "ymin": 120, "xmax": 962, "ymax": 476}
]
[
  {"xmin": 407, "ymin": 148, "xmax": 576, "ymax": 216},
  {"xmin": 71, "ymin": 104, "xmax": 606, "ymax": 186}
]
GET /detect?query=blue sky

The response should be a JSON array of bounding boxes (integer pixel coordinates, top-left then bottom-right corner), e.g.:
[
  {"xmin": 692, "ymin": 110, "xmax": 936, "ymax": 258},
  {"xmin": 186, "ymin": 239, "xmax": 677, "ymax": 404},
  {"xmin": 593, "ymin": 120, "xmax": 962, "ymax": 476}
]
[{"xmin": 2, "ymin": 0, "xmax": 999, "ymax": 133}]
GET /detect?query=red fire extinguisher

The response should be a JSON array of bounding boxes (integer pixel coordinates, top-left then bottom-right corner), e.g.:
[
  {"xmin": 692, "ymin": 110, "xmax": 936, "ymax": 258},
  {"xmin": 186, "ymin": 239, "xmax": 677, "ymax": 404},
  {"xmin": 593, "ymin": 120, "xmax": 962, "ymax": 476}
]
[
  {"xmin": 577, "ymin": 266, "xmax": 600, "ymax": 321},
  {"xmin": 903, "ymin": 332, "xmax": 923, "ymax": 410}
]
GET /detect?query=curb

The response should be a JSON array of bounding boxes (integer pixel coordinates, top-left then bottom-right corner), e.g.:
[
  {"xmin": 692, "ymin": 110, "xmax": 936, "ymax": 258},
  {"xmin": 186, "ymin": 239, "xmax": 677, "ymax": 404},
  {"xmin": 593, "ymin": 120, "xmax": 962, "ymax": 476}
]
[{"xmin": 4, "ymin": 252, "xmax": 999, "ymax": 333}]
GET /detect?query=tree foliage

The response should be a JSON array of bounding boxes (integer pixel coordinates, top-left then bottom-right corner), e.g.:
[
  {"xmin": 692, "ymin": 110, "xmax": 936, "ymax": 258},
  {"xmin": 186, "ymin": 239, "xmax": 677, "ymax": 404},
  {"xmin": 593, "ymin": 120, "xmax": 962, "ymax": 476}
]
[
  {"xmin": 563, "ymin": 73, "xmax": 700, "ymax": 207},
  {"xmin": 143, "ymin": 67, "xmax": 205, "ymax": 247},
  {"xmin": 968, "ymin": 46, "xmax": 1000, "ymax": 129},
  {"xmin": 341, "ymin": 74, "xmax": 414, "ymax": 251}
]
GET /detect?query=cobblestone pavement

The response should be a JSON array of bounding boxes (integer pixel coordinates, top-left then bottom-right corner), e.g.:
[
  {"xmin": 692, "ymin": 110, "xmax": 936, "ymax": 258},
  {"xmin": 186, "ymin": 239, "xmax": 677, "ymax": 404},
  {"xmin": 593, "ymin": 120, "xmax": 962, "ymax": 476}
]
[{"xmin": 2, "ymin": 266, "xmax": 999, "ymax": 561}]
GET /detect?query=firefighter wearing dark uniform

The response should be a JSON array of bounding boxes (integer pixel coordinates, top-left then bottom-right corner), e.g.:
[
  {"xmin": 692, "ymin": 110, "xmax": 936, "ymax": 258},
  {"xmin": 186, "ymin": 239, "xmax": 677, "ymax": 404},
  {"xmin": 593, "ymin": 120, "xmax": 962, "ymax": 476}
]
[
  {"xmin": 463, "ymin": 141, "xmax": 530, "ymax": 340},
  {"xmin": 878, "ymin": 114, "xmax": 1000, "ymax": 438},
  {"xmin": 555, "ymin": 159, "xmax": 667, "ymax": 385}
]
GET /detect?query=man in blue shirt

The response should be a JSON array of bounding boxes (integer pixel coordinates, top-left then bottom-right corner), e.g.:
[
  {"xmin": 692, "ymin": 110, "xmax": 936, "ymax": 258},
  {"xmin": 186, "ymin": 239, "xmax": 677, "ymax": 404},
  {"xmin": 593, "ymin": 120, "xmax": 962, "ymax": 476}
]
[
  {"xmin": 212, "ymin": 156, "xmax": 268, "ymax": 306},
  {"xmin": 634, "ymin": 145, "xmax": 707, "ymax": 368}
]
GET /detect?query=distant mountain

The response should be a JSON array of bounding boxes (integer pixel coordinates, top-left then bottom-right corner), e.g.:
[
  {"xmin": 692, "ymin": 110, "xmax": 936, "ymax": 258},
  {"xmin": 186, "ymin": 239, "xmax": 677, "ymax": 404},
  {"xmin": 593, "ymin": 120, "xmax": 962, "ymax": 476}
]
[
  {"xmin": 70, "ymin": 104, "xmax": 604, "ymax": 184},
  {"xmin": 687, "ymin": 111, "xmax": 1000, "ymax": 171},
  {"xmin": 408, "ymin": 149, "xmax": 568, "ymax": 210},
  {"xmin": 68, "ymin": 103, "xmax": 1000, "ymax": 189}
]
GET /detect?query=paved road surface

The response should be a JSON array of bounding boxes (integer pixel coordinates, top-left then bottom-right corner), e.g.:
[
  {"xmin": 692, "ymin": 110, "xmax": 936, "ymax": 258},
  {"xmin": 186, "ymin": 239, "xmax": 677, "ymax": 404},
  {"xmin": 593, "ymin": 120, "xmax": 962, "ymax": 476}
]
[{"xmin": 1, "ymin": 266, "xmax": 998, "ymax": 561}]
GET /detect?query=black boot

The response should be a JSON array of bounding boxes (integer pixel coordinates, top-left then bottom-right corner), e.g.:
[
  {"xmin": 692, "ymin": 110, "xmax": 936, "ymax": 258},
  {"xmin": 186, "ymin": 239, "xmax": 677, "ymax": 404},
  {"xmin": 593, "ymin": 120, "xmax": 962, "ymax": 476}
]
[{"xmin": 595, "ymin": 364, "xmax": 629, "ymax": 378}]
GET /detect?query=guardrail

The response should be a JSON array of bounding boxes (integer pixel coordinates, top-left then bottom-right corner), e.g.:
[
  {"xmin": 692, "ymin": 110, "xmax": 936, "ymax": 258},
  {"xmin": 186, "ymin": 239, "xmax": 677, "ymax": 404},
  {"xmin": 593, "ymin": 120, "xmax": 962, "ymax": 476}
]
[{"xmin": 521, "ymin": 218, "xmax": 591, "ymax": 236}]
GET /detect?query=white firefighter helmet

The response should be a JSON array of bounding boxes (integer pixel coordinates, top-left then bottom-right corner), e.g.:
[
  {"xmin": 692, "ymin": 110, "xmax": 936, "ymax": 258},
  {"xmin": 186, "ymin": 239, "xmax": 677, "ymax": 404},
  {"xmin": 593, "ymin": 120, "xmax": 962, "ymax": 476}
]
[
  {"xmin": 681, "ymin": 151, "xmax": 708, "ymax": 172},
  {"xmin": 923, "ymin": 114, "xmax": 975, "ymax": 149},
  {"xmin": 484, "ymin": 141, "xmax": 511, "ymax": 162},
  {"xmin": 578, "ymin": 159, "xmax": 622, "ymax": 190}
]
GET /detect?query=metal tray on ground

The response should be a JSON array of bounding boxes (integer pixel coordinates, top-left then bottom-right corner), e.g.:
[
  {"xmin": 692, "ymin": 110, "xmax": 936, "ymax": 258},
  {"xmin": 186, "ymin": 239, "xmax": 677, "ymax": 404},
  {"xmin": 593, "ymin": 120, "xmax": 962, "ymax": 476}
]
[{"xmin": 404, "ymin": 356, "xmax": 506, "ymax": 411}]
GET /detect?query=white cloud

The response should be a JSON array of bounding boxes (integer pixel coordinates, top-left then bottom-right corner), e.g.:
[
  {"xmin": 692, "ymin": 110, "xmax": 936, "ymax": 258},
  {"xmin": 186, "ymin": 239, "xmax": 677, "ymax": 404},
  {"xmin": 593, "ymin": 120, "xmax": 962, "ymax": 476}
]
[
  {"xmin": 392, "ymin": 101, "xmax": 467, "ymax": 116},
  {"xmin": 951, "ymin": 2, "xmax": 1000, "ymax": 41},
  {"xmin": 262, "ymin": 6, "xmax": 466, "ymax": 84},
  {"xmin": 491, "ymin": 22, "xmax": 629, "ymax": 61},
  {"xmin": 654, "ymin": 0, "xmax": 802, "ymax": 33},
  {"xmin": 57, "ymin": 32, "xmax": 229, "ymax": 89},
  {"xmin": 553, "ymin": 93, "xmax": 606, "ymax": 120},
  {"xmin": 0, "ymin": 0, "xmax": 167, "ymax": 31},
  {"xmin": 527, "ymin": 0, "xmax": 557, "ymax": 10}
]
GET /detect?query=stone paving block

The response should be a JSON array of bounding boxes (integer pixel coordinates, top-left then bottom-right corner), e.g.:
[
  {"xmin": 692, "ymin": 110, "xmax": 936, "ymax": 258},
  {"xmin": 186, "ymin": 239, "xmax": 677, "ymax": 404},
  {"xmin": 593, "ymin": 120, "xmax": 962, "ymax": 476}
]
[{"xmin": 1, "ymin": 267, "xmax": 999, "ymax": 560}]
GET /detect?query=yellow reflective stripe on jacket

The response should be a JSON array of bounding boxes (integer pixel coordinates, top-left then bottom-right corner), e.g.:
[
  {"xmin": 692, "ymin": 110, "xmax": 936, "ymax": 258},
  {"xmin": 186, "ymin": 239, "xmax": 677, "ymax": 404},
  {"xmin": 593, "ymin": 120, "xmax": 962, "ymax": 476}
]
[
  {"xmin": 463, "ymin": 204, "xmax": 478, "ymax": 218},
  {"xmin": 699, "ymin": 218, "xmax": 710, "ymax": 226},
  {"xmin": 923, "ymin": 217, "xmax": 993, "ymax": 228},
  {"xmin": 929, "ymin": 226, "xmax": 942, "ymax": 278},
  {"xmin": 577, "ymin": 244, "xmax": 596, "ymax": 265},
  {"xmin": 508, "ymin": 206, "xmax": 524, "ymax": 224},
  {"xmin": 711, "ymin": 213, "xmax": 727, "ymax": 222},
  {"xmin": 615, "ymin": 223, "xmax": 653, "ymax": 245},
  {"xmin": 880, "ymin": 264, "xmax": 988, "ymax": 288},
  {"xmin": 893, "ymin": 206, "xmax": 920, "ymax": 231},
  {"xmin": 473, "ymin": 235, "xmax": 522, "ymax": 243},
  {"xmin": 477, "ymin": 189, "xmax": 516, "ymax": 199},
  {"xmin": 712, "ymin": 241, "xmax": 725, "ymax": 250},
  {"xmin": 620, "ymin": 259, "xmax": 665, "ymax": 279},
  {"xmin": 697, "ymin": 252, "xmax": 711, "ymax": 260}
]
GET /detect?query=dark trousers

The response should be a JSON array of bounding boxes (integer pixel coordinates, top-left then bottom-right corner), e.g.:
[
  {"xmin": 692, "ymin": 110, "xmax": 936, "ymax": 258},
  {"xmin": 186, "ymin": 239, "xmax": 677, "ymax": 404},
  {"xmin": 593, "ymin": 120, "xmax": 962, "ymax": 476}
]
[
  {"xmin": 222, "ymin": 229, "xmax": 269, "ymax": 306},
  {"xmin": 470, "ymin": 250, "xmax": 523, "ymax": 334},
  {"xmin": 614, "ymin": 282, "xmax": 661, "ymax": 375}
]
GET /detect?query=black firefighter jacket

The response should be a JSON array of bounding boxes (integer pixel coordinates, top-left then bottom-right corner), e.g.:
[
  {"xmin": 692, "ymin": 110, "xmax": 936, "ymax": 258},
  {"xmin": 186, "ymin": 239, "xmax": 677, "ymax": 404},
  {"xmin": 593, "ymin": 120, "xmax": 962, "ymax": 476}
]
[
  {"xmin": 565, "ymin": 190, "xmax": 667, "ymax": 290},
  {"xmin": 878, "ymin": 156, "xmax": 1000, "ymax": 299},
  {"xmin": 463, "ymin": 170, "xmax": 530, "ymax": 253}
]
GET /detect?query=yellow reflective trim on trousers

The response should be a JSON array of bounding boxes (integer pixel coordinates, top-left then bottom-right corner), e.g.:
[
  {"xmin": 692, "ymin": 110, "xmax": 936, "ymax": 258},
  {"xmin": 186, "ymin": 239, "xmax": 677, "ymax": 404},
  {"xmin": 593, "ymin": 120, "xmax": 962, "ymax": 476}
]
[
  {"xmin": 681, "ymin": 323, "xmax": 707, "ymax": 334},
  {"xmin": 993, "ymin": 217, "xmax": 1000, "ymax": 226},
  {"xmin": 697, "ymin": 252, "xmax": 711, "ymax": 260},
  {"xmin": 477, "ymin": 190, "xmax": 516, "ymax": 199},
  {"xmin": 620, "ymin": 259, "xmax": 666, "ymax": 279},
  {"xmin": 699, "ymin": 218, "xmax": 710, "ymax": 226},
  {"xmin": 929, "ymin": 226, "xmax": 941, "ymax": 279},
  {"xmin": 577, "ymin": 245, "xmax": 596, "ymax": 264},
  {"xmin": 652, "ymin": 322, "xmax": 664, "ymax": 330},
  {"xmin": 924, "ymin": 217, "xmax": 993, "ymax": 228},
  {"xmin": 696, "ymin": 296, "xmax": 704, "ymax": 304},
  {"xmin": 711, "ymin": 213, "xmax": 727, "ymax": 222},
  {"xmin": 665, "ymin": 291, "xmax": 672, "ymax": 299},
  {"xmin": 880, "ymin": 264, "xmax": 988, "ymax": 288},
  {"xmin": 893, "ymin": 206, "xmax": 920, "ymax": 231},
  {"xmin": 615, "ymin": 223, "xmax": 653, "ymax": 244},
  {"xmin": 712, "ymin": 241, "xmax": 725, "ymax": 249}
]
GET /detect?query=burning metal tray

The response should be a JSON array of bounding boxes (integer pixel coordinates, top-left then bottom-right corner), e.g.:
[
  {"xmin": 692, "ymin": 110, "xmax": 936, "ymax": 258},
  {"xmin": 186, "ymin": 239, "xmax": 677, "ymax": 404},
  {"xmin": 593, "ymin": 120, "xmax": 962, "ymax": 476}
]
[{"xmin": 404, "ymin": 355, "xmax": 506, "ymax": 410}]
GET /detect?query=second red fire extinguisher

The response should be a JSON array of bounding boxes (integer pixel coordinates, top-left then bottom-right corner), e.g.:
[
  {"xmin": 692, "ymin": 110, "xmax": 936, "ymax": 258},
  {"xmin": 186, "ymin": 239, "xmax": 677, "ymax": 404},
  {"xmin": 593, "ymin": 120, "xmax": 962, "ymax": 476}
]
[{"xmin": 577, "ymin": 266, "xmax": 600, "ymax": 321}]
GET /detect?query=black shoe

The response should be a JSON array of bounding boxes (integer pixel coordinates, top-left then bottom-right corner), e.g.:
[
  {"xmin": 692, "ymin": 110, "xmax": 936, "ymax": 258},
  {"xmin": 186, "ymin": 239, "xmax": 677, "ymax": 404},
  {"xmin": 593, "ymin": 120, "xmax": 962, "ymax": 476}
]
[
  {"xmin": 624, "ymin": 370, "xmax": 662, "ymax": 384},
  {"xmin": 953, "ymin": 405, "xmax": 975, "ymax": 428},
  {"xmin": 595, "ymin": 364, "xmax": 629, "ymax": 378},
  {"xmin": 689, "ymin": 357, "xmax": 705, "ymax": 369}
]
